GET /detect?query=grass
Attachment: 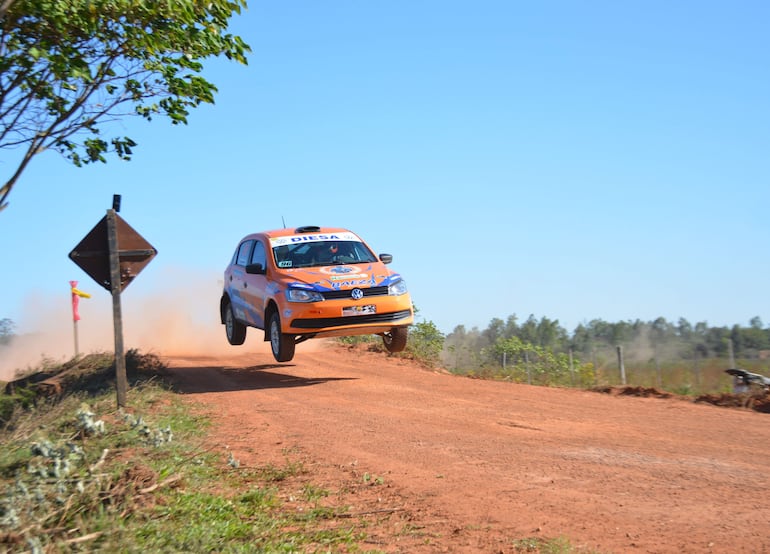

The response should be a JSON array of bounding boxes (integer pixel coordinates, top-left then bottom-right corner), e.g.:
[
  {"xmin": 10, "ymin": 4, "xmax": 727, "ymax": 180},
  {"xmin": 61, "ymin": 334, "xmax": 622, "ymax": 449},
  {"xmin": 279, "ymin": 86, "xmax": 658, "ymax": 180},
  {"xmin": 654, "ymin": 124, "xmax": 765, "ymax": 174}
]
[
  {"xmin": 510, "ymin": 537, "xmax": 582, "ymax": 553},
  {"xmin": 0, "ymin": 351, "xmax": 592, "ymax": 553},
  {"xmin": 0, "ymin": 354, "xmax": 370, "ymax": 553}
]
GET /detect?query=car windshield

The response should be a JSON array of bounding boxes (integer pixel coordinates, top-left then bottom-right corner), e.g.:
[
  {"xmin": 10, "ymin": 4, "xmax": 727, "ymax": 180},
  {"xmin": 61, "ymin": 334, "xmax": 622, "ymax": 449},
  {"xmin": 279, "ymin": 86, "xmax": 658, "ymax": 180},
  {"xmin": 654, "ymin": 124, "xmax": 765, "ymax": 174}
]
[{"xmin": 272, "ymin": 240, "xmax": 378, "ymax": 269}]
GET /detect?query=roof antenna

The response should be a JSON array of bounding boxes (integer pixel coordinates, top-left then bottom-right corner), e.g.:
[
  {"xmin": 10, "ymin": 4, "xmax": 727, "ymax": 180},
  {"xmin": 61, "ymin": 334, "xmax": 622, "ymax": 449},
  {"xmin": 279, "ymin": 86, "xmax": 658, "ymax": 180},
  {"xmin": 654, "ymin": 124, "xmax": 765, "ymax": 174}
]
[{"xmin": 281, "ymin": 216, "xmax": 286, "ymax": 228}]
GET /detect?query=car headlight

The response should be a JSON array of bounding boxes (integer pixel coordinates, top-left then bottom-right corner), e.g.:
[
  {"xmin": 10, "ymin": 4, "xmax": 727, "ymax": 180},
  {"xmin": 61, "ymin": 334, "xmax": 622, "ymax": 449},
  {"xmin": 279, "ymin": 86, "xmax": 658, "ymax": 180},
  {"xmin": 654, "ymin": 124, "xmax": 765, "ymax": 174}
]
[
  {"xmin": 388, "ymin": 279, "xmax": 408, "ymax": 296},
  {"xmin": 286, "ymin": 288, "xmax": 324, "ymax": 302}
]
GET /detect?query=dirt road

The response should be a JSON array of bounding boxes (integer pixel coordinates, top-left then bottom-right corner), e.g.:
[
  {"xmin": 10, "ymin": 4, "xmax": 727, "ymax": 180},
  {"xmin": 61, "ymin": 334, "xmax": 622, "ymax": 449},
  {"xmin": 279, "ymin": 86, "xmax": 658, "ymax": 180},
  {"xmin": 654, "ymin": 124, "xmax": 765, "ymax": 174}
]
[{"xmin": 164, "ymin": 342, "xmax": 770, "ymax": 553}]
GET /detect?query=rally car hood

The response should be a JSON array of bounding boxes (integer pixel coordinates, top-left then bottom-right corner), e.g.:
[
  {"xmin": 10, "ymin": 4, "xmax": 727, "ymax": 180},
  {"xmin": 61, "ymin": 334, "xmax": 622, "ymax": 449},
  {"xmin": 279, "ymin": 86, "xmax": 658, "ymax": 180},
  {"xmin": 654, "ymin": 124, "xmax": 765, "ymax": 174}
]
[{"xmin": 276, "ymin": 262, "xmax": 402, "ymax": 292}]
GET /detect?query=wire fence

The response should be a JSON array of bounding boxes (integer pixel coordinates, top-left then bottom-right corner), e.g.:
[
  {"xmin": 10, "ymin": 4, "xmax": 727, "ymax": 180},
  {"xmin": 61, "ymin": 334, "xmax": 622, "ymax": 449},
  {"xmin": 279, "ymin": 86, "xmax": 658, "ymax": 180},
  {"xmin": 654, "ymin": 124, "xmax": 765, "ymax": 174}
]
[{"xmin": 445, "ymin": 344, "xmax": 770, "ymax": 395}]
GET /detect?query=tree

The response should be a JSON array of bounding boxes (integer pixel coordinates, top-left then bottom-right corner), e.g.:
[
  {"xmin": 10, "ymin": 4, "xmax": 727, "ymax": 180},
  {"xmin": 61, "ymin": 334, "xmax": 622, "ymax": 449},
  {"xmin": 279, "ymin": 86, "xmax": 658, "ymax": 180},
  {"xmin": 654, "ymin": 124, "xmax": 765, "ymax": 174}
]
[
  {"xmin": 0, "ymin": 0, "xmax": 250, "ymax": 210},
  {"xmin": 407, "ymin": 320, "xmax": 445, "ymax": 367},
  {"xmin": 0, "ymin": 2, "xmax": 16, "ymax": 20},
  {"xmin": 503, "ymin": 314, "xmax": 519, "ymax": 338},
  {"xmin": 444, "ymin": 324, "xmax": 486, "ymax": 372},
  {"xmin": 739, "ymin": 316, "xmax": 769, "ymax": 351},
  {"xmin": 518, "ymin": 314, "xmax": 539, "ymax": 345},
  {"xmin": 571, "ymin": 322, "xmax": 591, "ymax": 353},
  {"xmin": 0, "ymin": 317, "xmax": 14, "ymax": 345},
  {"xmin": 493, "ymin": 335, "xmax": 576, "ymax": 386},
  {"xmin": 676, "ymin": 318, "xmax": 693, "ymax": 341},
  {"xmin": 482, "ymin": 317, "xmax": 505, "ymax": 345},
  {"xmin": 534, "ymin": 315, "xmax": 567, "ymax": 350},
  {"xmin": 650, "ymin": 317, "xmax": 672, "ymax": 344}
]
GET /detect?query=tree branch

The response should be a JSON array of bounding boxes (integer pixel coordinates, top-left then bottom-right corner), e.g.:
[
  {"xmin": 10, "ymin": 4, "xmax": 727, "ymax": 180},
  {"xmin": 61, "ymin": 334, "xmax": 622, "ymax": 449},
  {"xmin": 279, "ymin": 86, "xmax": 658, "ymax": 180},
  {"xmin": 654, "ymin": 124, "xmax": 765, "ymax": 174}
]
[
  {"xmin": 0, "ymin": 131, "xmax": 42, "ymax": 210},
  {"xmin": 0, "ymin": 0, "xmax": 15, "ymax": 21},
  {"xmin": 0, "ymin": 0, "xmax": 250, "ymax": 210}
]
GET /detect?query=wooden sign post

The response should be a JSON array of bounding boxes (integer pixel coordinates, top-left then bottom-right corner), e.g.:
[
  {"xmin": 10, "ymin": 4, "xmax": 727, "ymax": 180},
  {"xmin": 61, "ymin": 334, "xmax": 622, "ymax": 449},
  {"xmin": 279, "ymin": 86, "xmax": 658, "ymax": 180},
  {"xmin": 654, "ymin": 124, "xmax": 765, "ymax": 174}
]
[
  {"xmin": 69, "ymin": 196, "xmax": 157, "ymax": 407},
  {"xmin": 106, "ymin": 209, "xmax": 128, "ymax": 406}
]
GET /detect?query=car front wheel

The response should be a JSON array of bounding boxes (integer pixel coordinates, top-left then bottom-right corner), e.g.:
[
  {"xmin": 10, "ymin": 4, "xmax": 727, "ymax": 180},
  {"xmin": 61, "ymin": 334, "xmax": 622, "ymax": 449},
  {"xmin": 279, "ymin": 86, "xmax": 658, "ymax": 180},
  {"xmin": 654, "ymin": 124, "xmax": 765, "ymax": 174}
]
[
  {"xmin": 225, "ymin": 302, "xmax": 247, "ymax": 345},
  {"xmin": 382, "ymin": 327, "xmax": 408, "ymax": 353},
  {"xmin": 269, "ymin": 312, "xmax": 296, "ymax": 362}
]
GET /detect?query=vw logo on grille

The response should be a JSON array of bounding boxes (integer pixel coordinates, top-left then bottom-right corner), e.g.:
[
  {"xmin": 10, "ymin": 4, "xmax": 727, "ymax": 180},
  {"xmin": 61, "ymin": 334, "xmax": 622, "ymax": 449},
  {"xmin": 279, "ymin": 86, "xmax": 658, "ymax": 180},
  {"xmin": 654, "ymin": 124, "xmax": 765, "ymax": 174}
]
[{"xmin": 351, "ymin": 288, "xmax": 364, "ymax": 300}]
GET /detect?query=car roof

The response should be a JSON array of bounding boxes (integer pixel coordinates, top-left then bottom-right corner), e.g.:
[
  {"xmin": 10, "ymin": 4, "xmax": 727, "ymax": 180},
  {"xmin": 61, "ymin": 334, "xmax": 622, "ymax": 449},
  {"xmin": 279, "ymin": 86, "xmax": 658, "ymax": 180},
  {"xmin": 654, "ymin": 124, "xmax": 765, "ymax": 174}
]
[
  {"xmin": 264, "ymin": 226, "xmax": 351, "ymax": 238},
  {"xmin": 239, "ymin": 226, "xmax": 358, "ymax": 242}
]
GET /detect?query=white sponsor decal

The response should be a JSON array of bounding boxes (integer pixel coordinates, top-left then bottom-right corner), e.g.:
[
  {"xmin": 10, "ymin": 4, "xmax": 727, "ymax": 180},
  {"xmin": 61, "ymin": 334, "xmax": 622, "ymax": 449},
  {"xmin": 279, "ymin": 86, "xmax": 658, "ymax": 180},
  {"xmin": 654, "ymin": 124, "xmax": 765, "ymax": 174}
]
[
  {"xmin": 329, "ymin": 274, "xmax": 368, "ymax": 281},
  {"xmin": 269, "ymin": 232, "xmax": 359, "ymax": 247}
]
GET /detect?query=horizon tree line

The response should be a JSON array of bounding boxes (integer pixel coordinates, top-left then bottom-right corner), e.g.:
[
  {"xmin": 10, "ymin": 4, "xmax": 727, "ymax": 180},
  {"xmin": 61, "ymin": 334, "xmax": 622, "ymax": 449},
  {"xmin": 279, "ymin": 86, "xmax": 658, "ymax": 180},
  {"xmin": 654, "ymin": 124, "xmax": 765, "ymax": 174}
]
[{"xmin": 444, "ymin": 314, "xmax": 770, "ymax": 375}]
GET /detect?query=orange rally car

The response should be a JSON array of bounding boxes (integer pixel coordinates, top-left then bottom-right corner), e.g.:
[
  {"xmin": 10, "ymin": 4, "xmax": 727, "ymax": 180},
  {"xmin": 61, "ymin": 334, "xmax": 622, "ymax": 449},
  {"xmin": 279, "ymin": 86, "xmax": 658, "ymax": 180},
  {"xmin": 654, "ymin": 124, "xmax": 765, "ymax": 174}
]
[{"xmin": 220, "ymin": 225, "xmax": 414, "ymax": 362}]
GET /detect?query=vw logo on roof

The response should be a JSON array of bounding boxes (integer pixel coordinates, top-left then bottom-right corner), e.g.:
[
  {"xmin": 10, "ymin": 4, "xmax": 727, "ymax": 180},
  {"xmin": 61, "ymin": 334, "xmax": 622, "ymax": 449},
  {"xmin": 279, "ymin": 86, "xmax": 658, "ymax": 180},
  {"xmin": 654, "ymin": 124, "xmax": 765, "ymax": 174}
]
[{"xmin": 351, "ymin": 288, "xmax": 364, "ymax": 300}]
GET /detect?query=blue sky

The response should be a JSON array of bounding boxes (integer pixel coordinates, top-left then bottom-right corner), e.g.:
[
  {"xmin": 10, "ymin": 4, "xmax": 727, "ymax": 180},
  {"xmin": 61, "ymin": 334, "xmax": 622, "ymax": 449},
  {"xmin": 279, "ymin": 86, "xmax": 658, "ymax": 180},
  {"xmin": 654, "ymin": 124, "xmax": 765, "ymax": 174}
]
[{"xmin": 1, "ymin": 1, "xmax": 769, "ymax": 365}]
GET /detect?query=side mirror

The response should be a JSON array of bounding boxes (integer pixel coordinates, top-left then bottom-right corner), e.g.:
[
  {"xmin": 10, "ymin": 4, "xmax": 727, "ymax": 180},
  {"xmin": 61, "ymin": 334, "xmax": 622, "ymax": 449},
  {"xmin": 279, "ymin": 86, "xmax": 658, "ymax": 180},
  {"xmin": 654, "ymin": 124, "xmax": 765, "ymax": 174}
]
[
  {"xmin": 379, "ymin": 253, "xmax": 393, "ymax": 264},
  {"xmin": 245, "ymin": 263, "xmax": 265, "ymax": 275}
]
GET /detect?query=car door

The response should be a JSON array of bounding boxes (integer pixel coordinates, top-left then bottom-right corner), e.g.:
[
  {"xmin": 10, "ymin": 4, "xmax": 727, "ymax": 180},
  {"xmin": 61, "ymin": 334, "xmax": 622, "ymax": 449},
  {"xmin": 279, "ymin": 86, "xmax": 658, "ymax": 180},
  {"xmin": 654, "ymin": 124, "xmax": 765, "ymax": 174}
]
[
  {"xmin": 241, "ymin": 238, "xmax": 269, "ymax": 329},
  {"xmin": 228, "ymin": 239, "xmax": 254, "ymax": 323}
]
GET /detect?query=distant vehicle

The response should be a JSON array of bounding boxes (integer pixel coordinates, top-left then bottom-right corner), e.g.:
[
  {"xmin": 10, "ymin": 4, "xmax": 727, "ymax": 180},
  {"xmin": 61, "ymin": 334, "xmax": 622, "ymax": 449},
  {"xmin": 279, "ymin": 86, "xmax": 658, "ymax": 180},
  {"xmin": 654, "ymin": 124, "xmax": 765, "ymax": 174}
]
[
  {"xmin": 725, "ymin": 368, "xmax": 770, "ymax": 393},
  {"xmin": 220, "ymin": 226, "xmax": 414, "ymax": 362}
]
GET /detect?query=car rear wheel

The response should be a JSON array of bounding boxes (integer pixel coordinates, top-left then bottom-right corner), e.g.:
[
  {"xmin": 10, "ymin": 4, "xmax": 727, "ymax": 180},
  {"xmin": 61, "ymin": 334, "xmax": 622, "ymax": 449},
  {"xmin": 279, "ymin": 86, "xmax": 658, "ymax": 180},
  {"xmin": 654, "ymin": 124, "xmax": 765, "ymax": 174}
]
[
  {"xmin": 382, "ymin": 327, "xmax": 408, "ymax": 353},
  {"xmin": 225, "ymin": 302, "xmax": 247, "ymax": 345},
  {"xmin": 269, "ymin": 312, "xmax": 296, "ymax": 362}
]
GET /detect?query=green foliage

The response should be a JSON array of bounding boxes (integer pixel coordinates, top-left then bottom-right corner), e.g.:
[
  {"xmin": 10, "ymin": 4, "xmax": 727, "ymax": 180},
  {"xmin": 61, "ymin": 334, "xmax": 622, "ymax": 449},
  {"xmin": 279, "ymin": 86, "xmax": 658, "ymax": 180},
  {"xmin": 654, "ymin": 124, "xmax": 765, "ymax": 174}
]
[
  {"xmin": 0, "ymin": 396, "xmax": 13, "ymax": 425},
  {"xmin": 510, "ymin": 536, "xmax": 582, "ymax": 553},
  {"xmin": 0, "ymin": 385, "xmax": 39, "ymax": 427},
  {"xmin": 672, "ymin": 383, "xmax": 693, "ymax": 396},
  {"xmin": 362, "ymin": 472, "xmax": 385, "ymax": 485},
  {"xmin": 0, "ymin": 353, "xmax": 371, "ymax": 552},
  {"xmin": 336, "ymin": 306, "xmax": 445, "ymax": 368},
  {"xmin": 444, "ymin": 313, "xmax": 770, "ymax": 391},
  {"xmin": 0, "ymin": 388, "xmax": 170, "ymax": 548},
  {"xmin": 336, "ymin": 334, "xmax": 378, "ymax": 347},
  {"xmin": 0, "ymin": 318, "xmax": 13, "ymax": 345},
  {"xmin": 492, "ymin": 336, "xmax": 586, "ymax": 387},
  {"xmin": 406, "ymin": 320, "xmax": 445, "ymax": 367},
  {"xmin": 0, "ymin": 0, "xmax": 250, "ymax": 209}
]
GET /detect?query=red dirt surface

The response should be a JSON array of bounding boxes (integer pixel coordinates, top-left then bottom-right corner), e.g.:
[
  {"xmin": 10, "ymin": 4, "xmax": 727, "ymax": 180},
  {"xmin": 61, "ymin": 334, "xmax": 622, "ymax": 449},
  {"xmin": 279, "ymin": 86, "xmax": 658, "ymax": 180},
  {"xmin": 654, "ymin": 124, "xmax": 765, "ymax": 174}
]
[{"xmin": 163, "ymin": 342, "xmax": 770, "ymax": 553}]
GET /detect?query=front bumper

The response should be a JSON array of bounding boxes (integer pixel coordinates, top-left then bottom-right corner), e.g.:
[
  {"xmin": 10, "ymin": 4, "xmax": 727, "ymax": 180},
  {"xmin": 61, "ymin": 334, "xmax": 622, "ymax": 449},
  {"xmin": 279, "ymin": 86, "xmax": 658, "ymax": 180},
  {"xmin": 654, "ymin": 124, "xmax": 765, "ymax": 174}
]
[{"xmin": 281, "ymin": 294, "xmax": 414, "ymax": 336}]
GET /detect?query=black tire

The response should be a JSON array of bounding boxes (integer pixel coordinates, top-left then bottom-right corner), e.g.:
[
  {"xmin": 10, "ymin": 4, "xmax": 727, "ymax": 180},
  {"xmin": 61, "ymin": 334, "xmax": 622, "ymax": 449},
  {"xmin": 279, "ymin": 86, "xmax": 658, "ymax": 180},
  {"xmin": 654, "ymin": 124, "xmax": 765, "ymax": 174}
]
[
  {"xmin": 224, "ymin": 302, "xmax": 247, "ymax": 345},
  {"xmin": 382, "ymin": 327, "xmax": 408, "ymax": 353},
  {"xmin": 269, "ymin": 312, "xmax": 295, "ymax": 362}
]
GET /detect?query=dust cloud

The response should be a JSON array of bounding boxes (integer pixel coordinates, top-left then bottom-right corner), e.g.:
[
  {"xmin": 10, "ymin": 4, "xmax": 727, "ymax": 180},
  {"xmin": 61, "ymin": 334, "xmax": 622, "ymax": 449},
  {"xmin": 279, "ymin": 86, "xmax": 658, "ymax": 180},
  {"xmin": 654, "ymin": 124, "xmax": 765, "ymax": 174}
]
[{"xmin": 0, "ymin": 268, "xmax": 273, "ymax": 381}]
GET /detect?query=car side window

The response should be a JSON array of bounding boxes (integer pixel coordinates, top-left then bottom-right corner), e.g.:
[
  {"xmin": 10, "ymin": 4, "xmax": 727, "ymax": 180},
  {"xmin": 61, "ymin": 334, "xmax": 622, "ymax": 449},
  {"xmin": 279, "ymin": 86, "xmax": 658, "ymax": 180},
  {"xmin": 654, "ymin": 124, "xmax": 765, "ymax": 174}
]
[
  {"xmin": 250, "ymin": 241, "xmax": 266, "ymax": 268},
  {"xmin": 351, "ymin": 242, "xmax": 377, "ymax": 262},
  {"xmin": 235, "ymin": 240, "xmax": 253, "ymax": 267}
]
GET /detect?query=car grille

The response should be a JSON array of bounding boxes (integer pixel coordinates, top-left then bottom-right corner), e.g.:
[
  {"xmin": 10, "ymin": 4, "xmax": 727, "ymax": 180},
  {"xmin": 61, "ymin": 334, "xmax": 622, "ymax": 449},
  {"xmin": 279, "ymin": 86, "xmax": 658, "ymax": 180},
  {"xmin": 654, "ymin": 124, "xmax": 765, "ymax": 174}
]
[
  {"xmin": 321, "ymin": 286, "xmax": 389, "ymax": 300},
  {"xmin": 291, "ymin": 309, "xmax": 412, "ymax": 330}
]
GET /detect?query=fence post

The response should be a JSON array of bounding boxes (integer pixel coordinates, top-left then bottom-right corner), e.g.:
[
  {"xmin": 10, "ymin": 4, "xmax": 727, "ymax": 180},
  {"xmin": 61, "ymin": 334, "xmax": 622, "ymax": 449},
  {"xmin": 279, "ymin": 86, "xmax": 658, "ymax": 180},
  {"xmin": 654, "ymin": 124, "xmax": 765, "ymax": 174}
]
[
  {"xmin": 617, "ymin": 345, "xmax": 626, "ymax": 385},
  {"xmin": 569, "ymin": 348, "xmax": 574, "ymax": 387},
  {"xmin": 525, "ymin": 351, "xmax": 531, "ymax": 385},
  {"xmin": 693, "ymin": 350, "xmax": 701, "ymax": 389}
]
